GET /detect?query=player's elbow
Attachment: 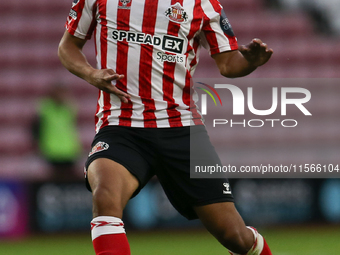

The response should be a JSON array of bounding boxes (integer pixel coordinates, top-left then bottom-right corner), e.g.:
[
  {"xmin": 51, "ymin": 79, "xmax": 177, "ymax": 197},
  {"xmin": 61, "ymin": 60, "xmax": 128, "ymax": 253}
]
[
  {"xmin": 219, "ymin": 64, "xmax": 256, "ymax": 78},
  {"xmin": 218, "ymin": 66, "xmax": 240, "ymax": 78},
  {"xmin": 57, "ymin": 43, "xmax": 63, "ymax": 62},
  {"xmin": 213, "ymin": 50, "xmax": 257, "ymax": 78},
  {"xmin": 57, "ymin": 38, "xmax": 67, "ymax": 63}
]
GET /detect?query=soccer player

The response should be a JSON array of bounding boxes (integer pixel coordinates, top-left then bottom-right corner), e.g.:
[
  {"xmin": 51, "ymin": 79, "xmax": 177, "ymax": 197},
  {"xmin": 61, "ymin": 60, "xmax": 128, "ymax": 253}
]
[{"xmin": 58, "ymin": 0, "xmax": 273, "ymax": 254}]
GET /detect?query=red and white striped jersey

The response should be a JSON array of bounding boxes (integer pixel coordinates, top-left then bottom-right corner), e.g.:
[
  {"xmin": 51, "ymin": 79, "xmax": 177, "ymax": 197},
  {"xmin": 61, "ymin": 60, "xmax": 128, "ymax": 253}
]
[{"xmin": 66, "ymin": 0, "xmax": 238, "ymax": 131}]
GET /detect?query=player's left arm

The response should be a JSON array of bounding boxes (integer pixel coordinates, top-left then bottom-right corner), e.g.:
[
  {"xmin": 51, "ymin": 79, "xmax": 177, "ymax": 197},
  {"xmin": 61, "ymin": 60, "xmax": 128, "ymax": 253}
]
[{"xmin": 212, "ymin": 38, "xmax": 273, "ymax": 78}]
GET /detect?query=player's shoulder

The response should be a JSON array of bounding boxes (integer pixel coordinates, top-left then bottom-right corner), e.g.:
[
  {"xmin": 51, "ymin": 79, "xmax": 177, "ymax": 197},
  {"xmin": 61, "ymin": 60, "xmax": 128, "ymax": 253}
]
[{"xmin": 200, "ymin": 0, "xmax": 223, "ymax": 11}]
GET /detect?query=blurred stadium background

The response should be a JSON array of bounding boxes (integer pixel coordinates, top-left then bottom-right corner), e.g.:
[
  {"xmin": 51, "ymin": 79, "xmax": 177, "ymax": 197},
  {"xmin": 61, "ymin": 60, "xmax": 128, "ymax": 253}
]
[{"xmin": 1, "ymin": 0, "xmax": 340, "ymax": 254}]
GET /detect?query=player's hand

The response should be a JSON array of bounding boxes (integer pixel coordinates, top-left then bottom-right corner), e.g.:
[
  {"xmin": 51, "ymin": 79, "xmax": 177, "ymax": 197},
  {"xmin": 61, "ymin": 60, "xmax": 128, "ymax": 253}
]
[
  {"xmin": 88, "ymin": 69, "xmax": 130, "ymax": 103},
  {"xmin": 238, "ymin": 38, "xmax": 273, "ymax": 67}
]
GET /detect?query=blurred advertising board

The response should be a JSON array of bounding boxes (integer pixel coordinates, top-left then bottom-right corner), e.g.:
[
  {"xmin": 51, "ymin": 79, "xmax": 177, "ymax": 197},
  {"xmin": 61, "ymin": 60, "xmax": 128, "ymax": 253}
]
[
  {"xmin": 0, "ymin": 181, "xmax": 29, "ymax": 238},
  {"xmin": 30, "ymin": 182, "xmax": 92, "ymax": 232},
  {"xmin": 27, "ymin": 179, "xmax": 340, "ymax": 233}
]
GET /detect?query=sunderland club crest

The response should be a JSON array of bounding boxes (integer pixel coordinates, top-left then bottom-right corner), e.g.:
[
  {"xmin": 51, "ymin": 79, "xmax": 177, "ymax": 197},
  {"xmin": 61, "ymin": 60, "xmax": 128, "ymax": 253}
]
[
  {"xmin": 88, "ymin": 141, "xmax": 109, "ymax": 157},
  {"xmin": 118, "ymin": 0, "xmax": 132, "ymax": 9},
  {"xmin": 165, "ymin": 2, "xmax": 188, "ymax": 23}
]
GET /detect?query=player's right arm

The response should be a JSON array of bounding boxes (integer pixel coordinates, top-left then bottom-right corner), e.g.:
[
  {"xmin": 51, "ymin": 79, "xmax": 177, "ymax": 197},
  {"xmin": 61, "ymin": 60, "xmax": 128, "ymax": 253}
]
[
  {"xmin": 58, "ymin": 30, "xmax": 130, "ymax": 103},
  {"xmin": 212, "ymin": 38, "xmax": 273, "ymax": 78}
]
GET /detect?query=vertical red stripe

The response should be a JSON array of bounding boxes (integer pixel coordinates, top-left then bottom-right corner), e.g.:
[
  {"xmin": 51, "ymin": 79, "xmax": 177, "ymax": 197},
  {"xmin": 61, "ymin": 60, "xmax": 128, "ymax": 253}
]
[
  {"xmin": 87, "ymin": 5, "xmax": 99, "ymax": 39},
  {"xmin": 184, "ymin": 74, "xmax": 203, "ymax": 125},
  {"xmin": 97, "ymin": 0, "xmax": 111, "ymax": 129},
  {"xmin": 117, "ymin": 2, "xmax": 133, "ymax": 126},
  {"xmin": 183, "ymin": 0, "xmax": 204, "ymax": 125},
  {"xmin": 202, "ymin": 13, "xmax": 220, "ymax": 54},
  {"xmin": 188, "ymin": 38, "xmax": 200, "ymax": 69},
  {"xmin": 138, "ymin": 0, "xmax": 159, "ymax": 128},
  {"xmin": 187, "ymin": 0, "xmax": 202, "ymax": 41},
  {"xmin": 185, "ymin": 0, "xmax": 201, "ymax": 71},
  {"xmin": 162, "ymin": 0, "xmax": 184, "ymax": 127}
]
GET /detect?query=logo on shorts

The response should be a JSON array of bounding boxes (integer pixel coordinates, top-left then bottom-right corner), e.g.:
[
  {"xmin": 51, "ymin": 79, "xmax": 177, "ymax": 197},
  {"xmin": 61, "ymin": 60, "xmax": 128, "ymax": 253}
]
[
  {"xmin": 223, "ymin": 183, "xmax": 232, "ymax": 194},
  {"xmin": 165, "ymin": 3, "xmax": 188, "ymax": 23},
  {"xmin": 84, "ymin": 167, "xmax": 87, "ymax": 178},
  {"xmin": 88, "ymin": 141, "xmax": 109, "ymax": 157},
  {"xmin": 118, "ymin": 0, "xmax": 132, "ymax": 9}
]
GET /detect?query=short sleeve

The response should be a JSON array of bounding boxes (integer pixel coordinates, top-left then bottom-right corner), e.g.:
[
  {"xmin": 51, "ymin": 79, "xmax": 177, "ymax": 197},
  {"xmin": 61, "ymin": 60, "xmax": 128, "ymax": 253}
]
[
  {"xmin": 65, "ymin": 0, "xmax": 97, "ymax": 40},
  {"xmin": 199, "ymin": 0, "xmax": 238, "ymax": 55}
]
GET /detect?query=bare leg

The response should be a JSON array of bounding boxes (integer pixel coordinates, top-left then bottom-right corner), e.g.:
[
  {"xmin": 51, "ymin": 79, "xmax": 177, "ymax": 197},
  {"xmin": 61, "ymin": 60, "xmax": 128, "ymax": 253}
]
[
  {"xmin": 194, "ymin": 202, "xmax": 254, "ymax": 254},
  {"xmin": 87, "ymin": 158, "xmax": 139, "ymax": 255},
  {"xmin": 87, "ymin": 158, "xmax": 139, "ymax": 218}
]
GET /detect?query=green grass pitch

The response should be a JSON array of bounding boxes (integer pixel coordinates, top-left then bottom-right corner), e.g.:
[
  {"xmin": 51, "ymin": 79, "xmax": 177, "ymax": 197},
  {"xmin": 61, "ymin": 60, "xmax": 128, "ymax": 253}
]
[{"xmin": 1, "ymin": 225, "xmax": 340, "ymax": 255}]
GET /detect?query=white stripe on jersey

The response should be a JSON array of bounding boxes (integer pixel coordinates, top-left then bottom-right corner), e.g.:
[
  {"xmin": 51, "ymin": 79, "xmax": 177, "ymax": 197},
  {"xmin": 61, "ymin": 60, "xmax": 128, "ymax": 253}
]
[
  {"xmin": 151, "ymin": 0, "xmax": 171, "ymax": 128},
  {"xmin": 172, "ymin": 0, "xmax": 196, "ymax": 125},
  {"xmin": 128, "ymin": 1, "xmax": 145, "ymax": 128},
  {"xmin": 105, "ymin": 0, "xmax": 123, "ymax": 128}
]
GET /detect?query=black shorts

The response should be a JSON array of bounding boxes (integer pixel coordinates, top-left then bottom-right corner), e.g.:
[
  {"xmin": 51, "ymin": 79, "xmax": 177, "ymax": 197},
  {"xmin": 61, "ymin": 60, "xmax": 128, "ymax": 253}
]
[{"xmin": 85, "ymin": 125, "xmax": 234, "ymax": 220}]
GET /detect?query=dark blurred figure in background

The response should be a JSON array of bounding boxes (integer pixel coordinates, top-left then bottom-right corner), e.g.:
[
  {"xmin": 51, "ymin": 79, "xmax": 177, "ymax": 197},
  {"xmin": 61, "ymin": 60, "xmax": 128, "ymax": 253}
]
[{"xmin": 32, "ymin": 83, "xmax": 82, "ymax": 181}]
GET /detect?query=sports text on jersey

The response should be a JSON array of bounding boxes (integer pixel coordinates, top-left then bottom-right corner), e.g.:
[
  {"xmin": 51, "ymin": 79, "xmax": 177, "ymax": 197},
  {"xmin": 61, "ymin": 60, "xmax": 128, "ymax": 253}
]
[
  {"xmin": 111, "ymin": 29, "xmax": 185, "ymax": 54},
  {"xmin": 156, "ymin": 52, "xmax": 185, "ymax": 63}
]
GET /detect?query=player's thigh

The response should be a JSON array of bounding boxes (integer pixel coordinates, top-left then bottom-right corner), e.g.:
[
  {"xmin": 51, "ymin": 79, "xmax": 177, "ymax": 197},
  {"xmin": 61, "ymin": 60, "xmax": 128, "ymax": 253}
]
[
  {"xmin": 84, "ymin": 126, "xmax": 156, "ymax": 217},
  {"xmin": 88, "ymin": 158, "xmax": 139, "ymax": 218}
]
